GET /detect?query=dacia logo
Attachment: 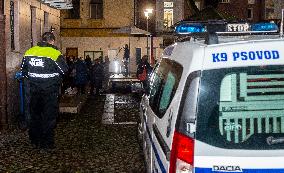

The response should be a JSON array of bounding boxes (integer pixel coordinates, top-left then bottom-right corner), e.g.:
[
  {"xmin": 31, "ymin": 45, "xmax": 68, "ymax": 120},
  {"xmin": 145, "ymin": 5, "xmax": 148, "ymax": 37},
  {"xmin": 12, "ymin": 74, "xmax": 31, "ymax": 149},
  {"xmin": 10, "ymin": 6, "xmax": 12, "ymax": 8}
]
[
  {"xmin": 212, "ymin": 165, "xmax": 242, "ymax": 172},
  {"xmin": 29, "ymin": 58, "xmax": 44, "ymax": 67}
]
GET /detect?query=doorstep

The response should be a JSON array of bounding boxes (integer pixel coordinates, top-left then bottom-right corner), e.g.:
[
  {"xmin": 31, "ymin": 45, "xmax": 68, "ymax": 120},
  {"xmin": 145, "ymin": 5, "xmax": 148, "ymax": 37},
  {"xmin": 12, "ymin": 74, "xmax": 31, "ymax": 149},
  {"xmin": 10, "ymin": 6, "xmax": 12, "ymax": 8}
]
[{"xmin": 59, "ymin": 94, "xmax": 87, "ymax": 114}]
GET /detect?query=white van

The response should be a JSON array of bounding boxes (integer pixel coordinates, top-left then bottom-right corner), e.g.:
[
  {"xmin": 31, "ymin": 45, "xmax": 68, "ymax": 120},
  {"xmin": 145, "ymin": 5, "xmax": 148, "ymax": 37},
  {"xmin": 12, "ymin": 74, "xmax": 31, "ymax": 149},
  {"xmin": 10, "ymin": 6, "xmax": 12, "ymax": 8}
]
[{"xmin": 138, "ymin": 21, "xmax": 284, "ymax": 173}]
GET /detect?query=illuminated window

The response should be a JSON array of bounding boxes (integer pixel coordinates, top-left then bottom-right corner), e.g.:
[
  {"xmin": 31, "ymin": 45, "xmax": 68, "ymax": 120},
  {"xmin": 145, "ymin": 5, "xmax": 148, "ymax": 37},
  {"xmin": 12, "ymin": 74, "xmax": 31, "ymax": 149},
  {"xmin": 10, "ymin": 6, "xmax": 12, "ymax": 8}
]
[
  {"xmin": 248, "ymin": 0, "xmax": 255, "ymax": 4},
  {"xmin": 164, "ymin": 2, "xmax": 173, "ymax": 8},
  {"xmin": 195, "ymin": 2, "xmax": 201, "ymax": 10},
  {"xmin": 164, "ymin": 9, "xmax": 173, "ymax": 28},
  {"xmin": 90, "ymin": 0, "xmax": 103, "ymax": 19},
  {"xmin": 220, "ymin": 0, "xmax": 230, "ymax": 3},
  {"xmin": 163, "ymin": 2, "xmax": 173, "ymax": 29}
]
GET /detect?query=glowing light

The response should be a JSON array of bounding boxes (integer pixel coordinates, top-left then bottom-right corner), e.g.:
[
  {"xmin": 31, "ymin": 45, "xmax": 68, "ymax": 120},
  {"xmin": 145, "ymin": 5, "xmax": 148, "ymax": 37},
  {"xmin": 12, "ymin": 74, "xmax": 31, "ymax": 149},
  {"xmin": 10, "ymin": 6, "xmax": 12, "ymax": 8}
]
[
  {"xmin": 114, "ymin": 60, "xmax": 120, "ymax": 74},
  {"xmin": 175, "ymin": 23, "xmax": 205, "ymax": 34},
  {"xmin": 251, "ymin": 22, "xmax": 278, "ymax": 32}
]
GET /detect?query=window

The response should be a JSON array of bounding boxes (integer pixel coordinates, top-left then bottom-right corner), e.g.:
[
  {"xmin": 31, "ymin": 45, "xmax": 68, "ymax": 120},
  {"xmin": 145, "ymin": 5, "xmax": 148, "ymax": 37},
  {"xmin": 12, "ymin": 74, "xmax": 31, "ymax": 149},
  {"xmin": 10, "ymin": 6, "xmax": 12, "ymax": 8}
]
[
  {"xmin": 177, "ymin": 72, "xmax": 200, "ymax": 136},
  {"xmin": 43, "ymin": 12, "xmax": 49, "ymax": 33},
  {"xmin": 247, "ymin": 8, "xmax": 253, "ymax": 20},
  {"xmin": 248, "ymin": 0, "xmax": 255, "ymax": 4},
  {"xmin": 164, "ymin": 9, "xmax": 173, "ymax": 28},
  {"xmin": 135, "ymin": 48, "xmax": 141, "ymax": 65},
  {"xmin": 10, "ymin": 0, "xmax": 15, "ymax": 50},
  {"xmin": 220, "ymin": 0, "xmax": 230, "ymax": 3},
  {"xmin": 164, "ymin": 1, "xmax": 173, "ymax": 29},
  {"xmin": 164, "ymin": 2, "xmax": 173, "ymax": 8},
  {"xmin": 149, "ymin": 58, "xmax": 183, "ymax": 118},
  {"xmin": 196, "ymin": 66, "xmax": 284, "ymax": 150},
  {"xmin": 30, "ymin": 6, "xmax": 36, "ymax": 47},
  {"xmin": 195, "ymin": 2, "xmax": 201, "ymax": 10},
  {"xmin": 90, "ymin": 0, "xmax": 103, "ymax": 19},
  {"xmin": 84, "ymin": 51, "xmax": 103, "ymax": 62},
  {"xmin": 68, "ymin": 0, "xmax": 80, "ymax": 19}
]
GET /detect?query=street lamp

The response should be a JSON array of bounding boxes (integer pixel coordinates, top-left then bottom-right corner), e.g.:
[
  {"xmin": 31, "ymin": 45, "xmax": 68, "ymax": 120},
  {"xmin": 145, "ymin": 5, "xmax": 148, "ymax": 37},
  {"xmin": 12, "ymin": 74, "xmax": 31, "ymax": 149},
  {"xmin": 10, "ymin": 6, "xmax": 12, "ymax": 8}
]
[
  {"xmin": 144, "ymin": 8, "xmax": 153, "ymax": 32},
  {"xmin": 144, "ymin": 8, "xmax": 153, "ymax": 62}
]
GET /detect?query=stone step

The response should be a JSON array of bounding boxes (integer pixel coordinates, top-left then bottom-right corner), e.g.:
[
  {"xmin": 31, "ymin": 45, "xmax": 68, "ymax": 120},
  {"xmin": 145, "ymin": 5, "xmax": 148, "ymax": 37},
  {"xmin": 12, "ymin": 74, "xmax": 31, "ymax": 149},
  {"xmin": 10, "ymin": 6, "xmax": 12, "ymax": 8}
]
[{"xmin": 59, "ymin": 94, "xmax": 87, "ymax": 114}]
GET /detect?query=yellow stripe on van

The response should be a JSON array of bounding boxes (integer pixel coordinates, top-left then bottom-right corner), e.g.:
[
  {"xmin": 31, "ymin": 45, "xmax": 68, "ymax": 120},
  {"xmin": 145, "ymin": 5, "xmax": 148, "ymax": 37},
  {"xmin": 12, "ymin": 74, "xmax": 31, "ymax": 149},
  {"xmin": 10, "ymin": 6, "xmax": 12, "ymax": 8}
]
[{"xmin": 24, "ymin": 46, "xmax": 61, "ymax": 61}]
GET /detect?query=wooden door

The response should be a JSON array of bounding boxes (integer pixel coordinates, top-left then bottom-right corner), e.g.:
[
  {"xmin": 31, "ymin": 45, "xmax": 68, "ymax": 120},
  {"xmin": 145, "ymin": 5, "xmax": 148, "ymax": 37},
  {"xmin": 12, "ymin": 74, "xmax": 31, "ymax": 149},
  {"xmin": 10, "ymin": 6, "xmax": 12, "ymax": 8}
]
[{"xmin": 66, "ymin": 48, "xmax": 78, "ymax": 58}]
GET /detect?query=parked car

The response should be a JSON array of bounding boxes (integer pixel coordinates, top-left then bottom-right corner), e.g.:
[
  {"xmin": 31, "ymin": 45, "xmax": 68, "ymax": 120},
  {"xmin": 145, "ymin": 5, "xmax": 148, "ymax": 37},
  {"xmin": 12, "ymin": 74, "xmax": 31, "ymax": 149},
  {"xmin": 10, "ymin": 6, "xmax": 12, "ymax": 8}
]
[{"xmin": 138, "ymin": 21, "xmax": 284, "ymax": 173}]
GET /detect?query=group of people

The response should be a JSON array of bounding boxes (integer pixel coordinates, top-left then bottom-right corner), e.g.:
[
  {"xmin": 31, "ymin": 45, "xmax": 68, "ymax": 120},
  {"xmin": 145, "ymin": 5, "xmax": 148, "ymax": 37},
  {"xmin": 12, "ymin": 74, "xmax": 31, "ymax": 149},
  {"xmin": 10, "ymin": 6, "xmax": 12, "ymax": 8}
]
[
  {"xmin": 19, "ymin": 32, "xmax": 153, "ymax": 151},
  {"xmin": 62, "ymin": 55, "xmax": 109, "ymax": 96}
]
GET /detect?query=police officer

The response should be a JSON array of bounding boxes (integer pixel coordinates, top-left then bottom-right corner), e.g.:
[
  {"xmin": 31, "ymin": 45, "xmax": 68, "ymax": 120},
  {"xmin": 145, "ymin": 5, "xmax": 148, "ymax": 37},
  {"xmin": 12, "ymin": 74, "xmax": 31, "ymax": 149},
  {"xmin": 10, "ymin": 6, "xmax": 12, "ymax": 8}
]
[{"xmin": 21, "ymin": 32, "xmax": 68, "ymax": 150}]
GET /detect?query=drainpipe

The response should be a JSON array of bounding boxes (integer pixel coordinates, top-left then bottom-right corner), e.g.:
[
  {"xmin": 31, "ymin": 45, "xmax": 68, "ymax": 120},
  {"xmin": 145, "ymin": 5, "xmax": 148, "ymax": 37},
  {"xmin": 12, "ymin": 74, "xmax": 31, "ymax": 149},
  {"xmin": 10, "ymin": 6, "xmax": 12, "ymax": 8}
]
[{"xmin": 0, "ymin": 13, "xmax": 7, "ymax": 129}]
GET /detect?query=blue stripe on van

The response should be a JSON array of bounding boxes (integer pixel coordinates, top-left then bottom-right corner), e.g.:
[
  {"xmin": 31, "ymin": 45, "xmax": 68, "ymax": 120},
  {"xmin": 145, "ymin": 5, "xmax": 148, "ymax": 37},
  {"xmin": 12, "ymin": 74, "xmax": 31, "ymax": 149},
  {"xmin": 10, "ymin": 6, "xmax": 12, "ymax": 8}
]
[
  {"xmin": 143, "ymin": 115, "xmax": 167, "ymax": 173},
  {"xmin": 195, "ymin": 168, "xmax": 284, "ymax": 173}
]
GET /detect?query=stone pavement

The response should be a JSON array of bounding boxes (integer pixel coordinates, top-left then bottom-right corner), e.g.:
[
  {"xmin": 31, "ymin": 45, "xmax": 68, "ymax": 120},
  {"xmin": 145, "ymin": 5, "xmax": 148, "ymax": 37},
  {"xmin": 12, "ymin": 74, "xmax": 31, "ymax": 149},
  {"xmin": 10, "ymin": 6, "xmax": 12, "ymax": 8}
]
[{"xmin": 0, "ymin": 94, "xmax": 145, "ymax": 173}]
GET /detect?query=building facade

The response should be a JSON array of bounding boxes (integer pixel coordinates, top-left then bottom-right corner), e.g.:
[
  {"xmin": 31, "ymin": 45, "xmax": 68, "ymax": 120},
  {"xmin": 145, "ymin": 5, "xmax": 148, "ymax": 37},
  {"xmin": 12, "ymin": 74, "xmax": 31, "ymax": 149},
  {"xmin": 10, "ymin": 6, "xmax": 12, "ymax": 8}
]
[
  {"xmin": 217, "ymin": 0, "xmax": 284, "ymax": 22},
  {"xmin": 0, "ymin": 0, "xmax": 62, "ymax": 128},
  {"xmin": 264, "ymin": 0, "xmax": 284, "ymax": 21},
  {"xmin": 155, "ymin": 0, "xmax": 184, "ymax": 32},
  {"xmin": 216, "ymin": 0, "xmax": 263, "ymax": 22},
  {"xmin": 61, "ymin": 0, "xmax": 163, "ymax": 73}
]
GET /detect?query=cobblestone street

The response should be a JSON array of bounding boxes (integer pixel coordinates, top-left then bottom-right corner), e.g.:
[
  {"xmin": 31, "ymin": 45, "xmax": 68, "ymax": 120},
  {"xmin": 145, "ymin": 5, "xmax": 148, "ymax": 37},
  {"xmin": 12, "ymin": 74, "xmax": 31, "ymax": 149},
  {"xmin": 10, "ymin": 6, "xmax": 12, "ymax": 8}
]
[{"xmin": 0, "ymin": 94, "xmax": 145, "ymax": 173}]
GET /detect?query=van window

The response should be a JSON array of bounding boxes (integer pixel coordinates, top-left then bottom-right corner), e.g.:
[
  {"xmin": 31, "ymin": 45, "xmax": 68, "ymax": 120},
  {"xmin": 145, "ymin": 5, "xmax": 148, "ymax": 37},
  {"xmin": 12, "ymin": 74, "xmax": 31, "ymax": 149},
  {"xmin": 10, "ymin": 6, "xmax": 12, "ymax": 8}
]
[
  {"xmin": 148, "ymin": 59, "xmax": 182, "ymax": 118},
  {"xmin": 196, "ymin": 66, "xmax": 284, "ymax": 149},
  {"xmin": 176, "ymin": 71, "xmax": 200, "ymax": 138},
  {"xmin": 159, "ymin": 72, "xmax": 176, "ymax": 113}
]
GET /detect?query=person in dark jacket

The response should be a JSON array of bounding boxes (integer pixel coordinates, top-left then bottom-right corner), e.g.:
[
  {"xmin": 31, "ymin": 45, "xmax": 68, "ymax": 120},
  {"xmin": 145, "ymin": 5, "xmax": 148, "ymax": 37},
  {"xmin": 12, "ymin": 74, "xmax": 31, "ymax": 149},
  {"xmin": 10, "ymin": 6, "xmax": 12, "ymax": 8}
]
[
  {"xmin": 74, "ymin": 57, "xmax": 88, "ymax": 94},
  {"xmin": 21, "ymin": 32, "xmax": 68, "ymax": 150},
  {"xmin": 136, "ymin": 55, "xmax": 152, "ymax": 89},
  {"xmin": 90, "ymin": 58, "xmax": 104, "ymax": 95},
  {"xmin": 85, "ymin": 55, "xmax": 92, "ymax": 81},
  {"xmin": 123, "ymin": 44, "xmax": 130, "ymax": 76}
]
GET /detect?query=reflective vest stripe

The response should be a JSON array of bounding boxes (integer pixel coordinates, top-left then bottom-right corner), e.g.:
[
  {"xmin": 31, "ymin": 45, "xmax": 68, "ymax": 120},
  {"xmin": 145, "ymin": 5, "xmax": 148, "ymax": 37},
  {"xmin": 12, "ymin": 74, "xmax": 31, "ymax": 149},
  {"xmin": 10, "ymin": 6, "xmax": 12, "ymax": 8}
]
[
  {"xmin": 54, "ymin": 61, "xmax": 64, "ymax": 74},
  {"xmin": 28, "ymin": 72, "xmax": 59, "ymax": 78},
  {"xmin": 24, "ymin": 46, "xmax": 61, "ymax": 61}
]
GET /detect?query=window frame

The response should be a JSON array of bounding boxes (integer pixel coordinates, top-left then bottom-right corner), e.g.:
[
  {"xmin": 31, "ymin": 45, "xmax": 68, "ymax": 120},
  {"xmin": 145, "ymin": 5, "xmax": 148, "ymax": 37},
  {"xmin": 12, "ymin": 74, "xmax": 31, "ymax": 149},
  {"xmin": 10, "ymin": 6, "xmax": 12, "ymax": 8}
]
[
  {"xmin": 163, "ymin": 8, "xmax": 173, "ymax": 29},
  {"xmin": 84, "ymin": 51, "xmax": 103, "ymax": 62},
  {"xmin": 176, "ymin": 71, "xmax": 201, "ymax": 138},
  {"xmin": 219, "ymin": 0, "xmax": 230, "ymax": 3},
  {"xmin": 148, "ymin": 58, "xmax": 183, "ymax": 118},
  {"xmin": 196, "ymin": 66, "xmax": 284, "ymax": 150},
  {"xmin": 248, "ymin": 0, "xmax": 255, "ymax": 4},
  {"xmin": 89, "ymin": 0, "xmax": 103, "ymax": 19},
  {"xmin": 247, "ymin": 8, "xmax": 253, "ymax": 20}
]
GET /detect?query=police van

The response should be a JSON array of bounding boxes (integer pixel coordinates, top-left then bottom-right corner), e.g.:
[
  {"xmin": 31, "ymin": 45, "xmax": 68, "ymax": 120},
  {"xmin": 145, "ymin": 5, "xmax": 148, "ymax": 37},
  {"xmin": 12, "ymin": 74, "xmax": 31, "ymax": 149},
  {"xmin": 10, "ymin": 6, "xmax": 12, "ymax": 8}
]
[{"xmin": 138, "ymin": 21, "xmax": 284, "ymax": 173}]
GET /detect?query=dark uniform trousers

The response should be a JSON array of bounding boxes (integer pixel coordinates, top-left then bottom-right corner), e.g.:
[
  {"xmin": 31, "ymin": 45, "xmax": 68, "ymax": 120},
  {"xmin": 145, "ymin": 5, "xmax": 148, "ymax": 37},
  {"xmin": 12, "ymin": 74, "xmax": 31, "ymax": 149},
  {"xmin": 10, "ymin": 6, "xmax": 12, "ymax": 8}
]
[{"xmin": 28, "ymin": 83, "xmax": 59, "ymax": 148}]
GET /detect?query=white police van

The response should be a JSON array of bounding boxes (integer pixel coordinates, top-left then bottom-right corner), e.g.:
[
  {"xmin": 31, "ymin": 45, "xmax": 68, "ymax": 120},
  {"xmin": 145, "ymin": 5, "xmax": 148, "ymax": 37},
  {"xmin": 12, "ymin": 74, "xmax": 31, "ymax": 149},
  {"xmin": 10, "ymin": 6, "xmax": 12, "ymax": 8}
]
[{"xmin": 138, "ymin": 21, "xmax": 284, "ymax": 173}]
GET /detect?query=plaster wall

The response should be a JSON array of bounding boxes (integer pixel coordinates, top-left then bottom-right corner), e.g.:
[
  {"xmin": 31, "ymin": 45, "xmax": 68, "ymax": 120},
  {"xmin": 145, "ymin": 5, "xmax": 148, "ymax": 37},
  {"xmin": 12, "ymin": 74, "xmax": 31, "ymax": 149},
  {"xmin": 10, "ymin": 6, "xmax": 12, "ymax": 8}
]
[
  {"xmin": 61, "ymin": 36, "xmax": 163, "ymax": 73},
  {"xmin": 61, "ymin": 0, "xmax": 134, "ymax": 29},
  {"xmin": 4, "ymin": 0, "xmax": 61, "ymax": 124}
]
